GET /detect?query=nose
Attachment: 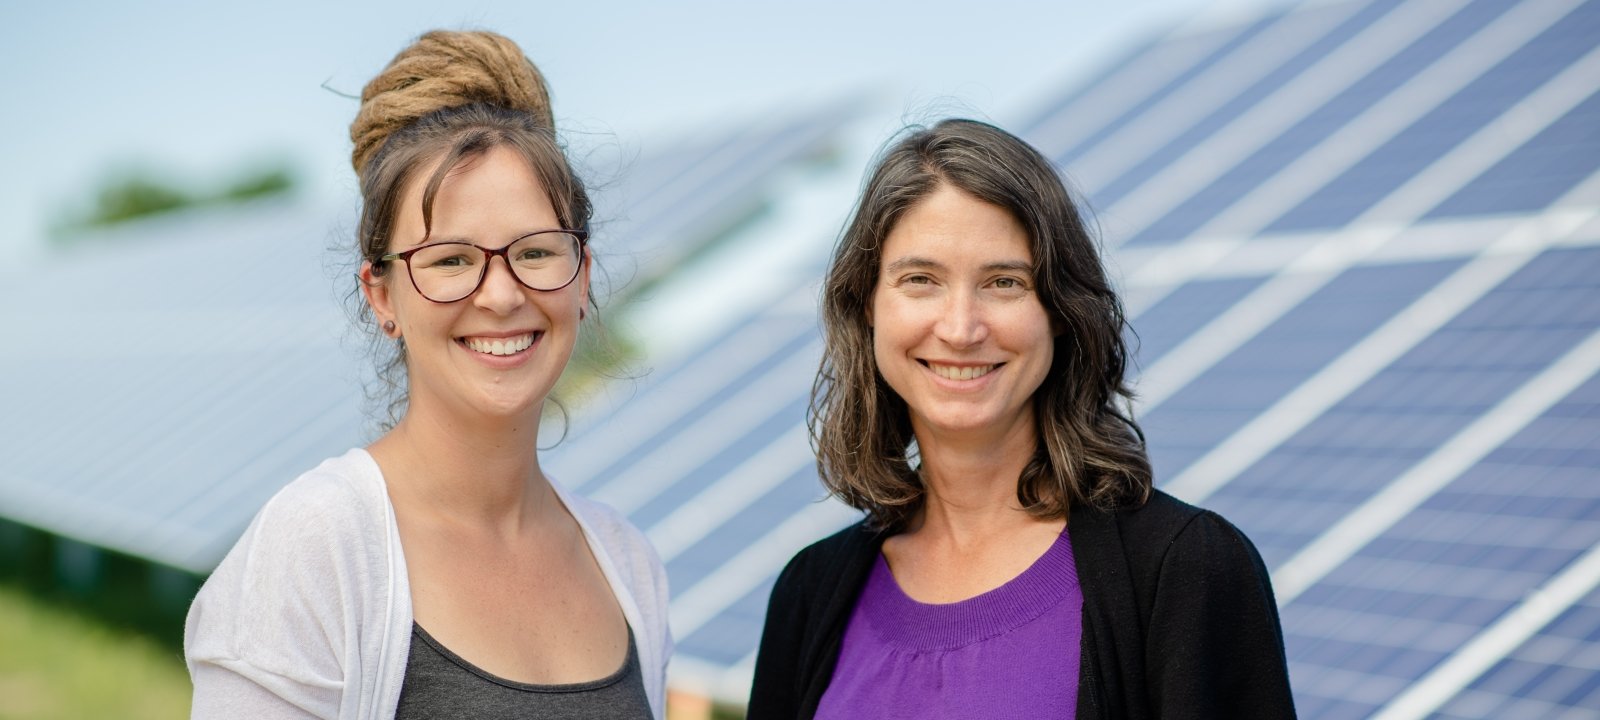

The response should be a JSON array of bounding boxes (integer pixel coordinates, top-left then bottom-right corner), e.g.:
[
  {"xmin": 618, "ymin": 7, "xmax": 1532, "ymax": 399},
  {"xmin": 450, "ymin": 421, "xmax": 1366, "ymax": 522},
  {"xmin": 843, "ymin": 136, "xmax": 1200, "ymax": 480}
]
[
  {"xmin": 472, "ymin": 256, "xmax": 528, "ymax": 314},
  {"xmin": 933, "ymin": 289, "xmax": 988, "ymax": 348}
]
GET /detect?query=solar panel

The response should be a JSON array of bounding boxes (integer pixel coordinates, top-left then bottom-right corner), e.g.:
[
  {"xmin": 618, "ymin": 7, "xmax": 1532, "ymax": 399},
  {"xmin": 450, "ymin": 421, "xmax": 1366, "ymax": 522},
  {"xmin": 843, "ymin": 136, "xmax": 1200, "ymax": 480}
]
[
  {"xmin": 5, "ymin": 0, "xmax": 1598, "ymax": 715},
  {"xmin": 1039, "ymin": 11, "xmax": 1286, "ymax": 167},
  {"xmin": 0, "ymin": 116, "xmax": 847, "ymax": 575},
  {"xmin": 1092, "ymin": 0, "xmax": 1407, "ymax": 209},
  {"xmin": 1265, "ymin": 0, "xmax": 1600, "ymax": 234},
  {"xmin": 1280, "ymin": 365, "xmax": 1600, "ymax": 718},
  {"xmin": 1425, "ymin": 87, "xmax": 1600, "ymax": 219},
  {"xmin": 1128, "ymin": 0, "xmax": 1520, "ymax": 247},
  {"xmin": 553, "ymin": 0, "xmax": 1600, "ymax": 708},
  {"xmin": 1127, "ymin": 275, "xmax": 1270, "ymax": 366},
  {"xmin": 1141, "ymin": 258, "xmax": 1464, "ymax": 480},
  {"xmin": 1434, "ymin": 578, "xmax": 1600, "ymax": 717}
]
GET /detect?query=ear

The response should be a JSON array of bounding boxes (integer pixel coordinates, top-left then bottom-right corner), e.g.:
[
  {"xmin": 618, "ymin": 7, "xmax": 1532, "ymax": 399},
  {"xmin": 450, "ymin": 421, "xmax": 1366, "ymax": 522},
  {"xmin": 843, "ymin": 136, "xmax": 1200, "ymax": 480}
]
[
  {"xmin": 578, "ymin": 245, "xmax": 594, "ymax": 314},
  {"xmin": 359, "ymin": 261, "xmax": 398, "ymax": 335}
]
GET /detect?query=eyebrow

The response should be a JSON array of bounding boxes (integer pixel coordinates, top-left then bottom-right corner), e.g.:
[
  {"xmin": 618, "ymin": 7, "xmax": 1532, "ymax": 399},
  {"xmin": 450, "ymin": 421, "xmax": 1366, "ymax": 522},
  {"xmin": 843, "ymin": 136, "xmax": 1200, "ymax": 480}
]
[
  {"xmin": 884, "ymin": 256, "xmax": 1034, "ymax": 274},
  {"xmin": 884, "ymin": 256, "xmax": 944, "ymax": 274},
  {"xmin": 404, "ymin": 230, "xmax": 551, "ymax": 249},
  {"xmin": 983, "ymin": 260, "xmax": 1034, "ymax": 274}
]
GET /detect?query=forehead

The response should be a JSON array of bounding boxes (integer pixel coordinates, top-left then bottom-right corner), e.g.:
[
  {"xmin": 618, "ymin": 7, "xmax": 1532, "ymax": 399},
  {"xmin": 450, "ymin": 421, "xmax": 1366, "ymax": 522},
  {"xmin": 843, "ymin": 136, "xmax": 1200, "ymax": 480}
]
[
  {"xmin": 881, "ymin": 184, "xmax": 1032, "ymax": 265},
  {"xmin": 393, "ymin": 145, "xmax": 559, "ymax": 246}
]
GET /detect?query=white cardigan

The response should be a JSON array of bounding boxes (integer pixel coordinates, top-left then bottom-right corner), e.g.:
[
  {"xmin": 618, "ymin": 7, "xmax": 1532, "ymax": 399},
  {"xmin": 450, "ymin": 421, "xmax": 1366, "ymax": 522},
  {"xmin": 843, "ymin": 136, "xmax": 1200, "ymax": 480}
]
[{"xmin": 184, "ymin": 449, "xmax": 672, "ymax": 719}]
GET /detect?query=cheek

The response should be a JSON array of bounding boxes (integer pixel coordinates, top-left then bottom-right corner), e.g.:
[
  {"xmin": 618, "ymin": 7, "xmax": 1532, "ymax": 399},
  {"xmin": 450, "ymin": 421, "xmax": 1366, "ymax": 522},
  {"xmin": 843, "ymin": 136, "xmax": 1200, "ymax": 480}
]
[
  {"xmin": 869, "ymin": 298, "xmax": 911, "ymax": 358},
  {"xmin": 1016, "ymin": 312, "xmax": 1057, "ymax": 381}
]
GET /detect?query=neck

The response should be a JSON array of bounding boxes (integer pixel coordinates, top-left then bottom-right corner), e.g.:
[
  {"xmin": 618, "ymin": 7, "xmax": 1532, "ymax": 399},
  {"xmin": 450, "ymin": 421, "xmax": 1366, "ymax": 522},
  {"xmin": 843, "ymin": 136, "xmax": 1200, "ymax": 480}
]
[
  {"xmin": 372, "ymin": 393, "xmax": 552, "ymax": 533},
  {"xmin": 908, "ymin": 410, "xmax": 1053, "ymax": 546}
]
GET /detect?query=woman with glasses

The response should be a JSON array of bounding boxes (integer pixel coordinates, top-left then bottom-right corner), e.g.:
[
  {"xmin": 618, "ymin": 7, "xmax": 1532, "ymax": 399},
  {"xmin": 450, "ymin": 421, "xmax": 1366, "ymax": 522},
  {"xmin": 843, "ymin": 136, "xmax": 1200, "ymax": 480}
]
[
  {"xmin": 185, "ymin": 31, "xmax": 669, "ymax": 719},
  {"xmin": 748, "ymin": 120, "xmax": 1295, "ymax": 719}
]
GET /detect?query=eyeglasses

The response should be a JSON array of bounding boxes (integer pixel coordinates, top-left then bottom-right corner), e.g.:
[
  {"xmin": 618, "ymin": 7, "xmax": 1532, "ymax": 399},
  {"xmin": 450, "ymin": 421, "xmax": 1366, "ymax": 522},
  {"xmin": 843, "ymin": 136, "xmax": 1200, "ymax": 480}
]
[{"xmin": 379, "ymin": 230, "xmax": 588, "ymax": 303}]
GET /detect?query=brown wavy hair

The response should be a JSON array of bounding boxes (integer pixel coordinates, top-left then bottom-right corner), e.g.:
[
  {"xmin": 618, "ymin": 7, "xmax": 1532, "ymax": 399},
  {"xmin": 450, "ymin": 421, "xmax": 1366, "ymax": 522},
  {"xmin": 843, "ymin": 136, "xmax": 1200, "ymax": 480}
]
[
  {"xmin": 348, "ymin": 30, "xmax": 594, "ymax": 427},
  {"xmin": 811, "ymin": 118, "xmax": 1151, "ymax": 530}
]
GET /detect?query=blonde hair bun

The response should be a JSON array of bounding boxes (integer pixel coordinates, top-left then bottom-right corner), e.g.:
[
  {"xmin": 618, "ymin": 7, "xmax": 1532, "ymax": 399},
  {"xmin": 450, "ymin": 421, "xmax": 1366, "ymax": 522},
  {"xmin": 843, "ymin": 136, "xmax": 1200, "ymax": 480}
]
[{"xmin": 349, "ymin": 29, "xmax": 554, "ymax": 174}]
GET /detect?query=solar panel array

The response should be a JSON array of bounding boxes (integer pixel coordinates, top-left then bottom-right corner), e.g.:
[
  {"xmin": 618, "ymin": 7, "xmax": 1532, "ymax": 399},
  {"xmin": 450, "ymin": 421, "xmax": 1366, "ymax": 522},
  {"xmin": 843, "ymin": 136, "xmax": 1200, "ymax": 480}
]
[
  {"xmin": 0, "ymin": 110, "xmax": 851, "ymax": 575},
  {"xmin": 3, "ymin": 0, "xmax": 1597, "ymax": 715},
  {"xmin": 544, "ymin": 0, "xmax": 1600, "ymax": 714}
]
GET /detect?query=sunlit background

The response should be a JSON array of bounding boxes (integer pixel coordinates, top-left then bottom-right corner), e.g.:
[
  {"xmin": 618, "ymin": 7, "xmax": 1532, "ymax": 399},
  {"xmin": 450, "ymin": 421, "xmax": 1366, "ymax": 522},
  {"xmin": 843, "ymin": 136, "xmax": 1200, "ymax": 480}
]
[{"xmin": 3, "ymin": 0, "xmax": 1600, "ymax": 718}]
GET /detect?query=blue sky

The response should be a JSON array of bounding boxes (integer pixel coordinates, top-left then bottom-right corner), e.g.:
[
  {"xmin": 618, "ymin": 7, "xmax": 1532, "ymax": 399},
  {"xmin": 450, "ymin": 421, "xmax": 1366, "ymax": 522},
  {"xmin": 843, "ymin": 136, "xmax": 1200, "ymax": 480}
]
[{"xmin": 0, "ymin": 0, "xmax": 1267, "ymax": 269}]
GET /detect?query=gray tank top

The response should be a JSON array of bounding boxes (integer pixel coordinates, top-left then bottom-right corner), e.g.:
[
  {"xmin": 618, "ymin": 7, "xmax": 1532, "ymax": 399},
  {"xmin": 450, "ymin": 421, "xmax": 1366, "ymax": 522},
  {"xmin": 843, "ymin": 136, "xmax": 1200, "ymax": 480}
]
[{"xmin": 394, "ymin": 622, "xmax": 652, "ymax": 719}]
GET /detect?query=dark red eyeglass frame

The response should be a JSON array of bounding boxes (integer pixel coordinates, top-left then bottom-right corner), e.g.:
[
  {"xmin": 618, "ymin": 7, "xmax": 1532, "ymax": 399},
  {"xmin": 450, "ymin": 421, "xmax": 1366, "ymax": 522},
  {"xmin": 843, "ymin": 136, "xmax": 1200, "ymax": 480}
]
[{"xmin": 377, "ymin": 229, "xmax": 589, "ymax": 303}]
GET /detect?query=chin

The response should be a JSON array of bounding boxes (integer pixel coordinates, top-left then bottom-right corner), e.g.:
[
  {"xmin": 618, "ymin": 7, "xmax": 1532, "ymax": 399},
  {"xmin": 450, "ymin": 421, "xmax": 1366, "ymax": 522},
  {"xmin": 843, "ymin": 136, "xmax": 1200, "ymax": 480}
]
[
  {"xmin": 916, "ymin": 411, "xmax": 1003, "ymax": 436},
  {"xmin": 464, "ymin": 386, "xmax": 551, "ymax": 421}
]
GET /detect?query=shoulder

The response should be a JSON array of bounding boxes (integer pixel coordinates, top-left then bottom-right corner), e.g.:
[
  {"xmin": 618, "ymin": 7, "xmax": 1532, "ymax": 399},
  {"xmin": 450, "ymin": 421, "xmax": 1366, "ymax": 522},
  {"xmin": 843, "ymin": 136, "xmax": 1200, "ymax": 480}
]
[
  {"xmin": 226, "ymin": 449, "xmax": 391, "ymax": 574},
  {"xmin": 1141, "ymin": 491, "xmax": 1265, "ymax": 573},
  {"xmin": 751, "ymin": 517, "xmax": 879, "ymax": 714},
  {"xmin": 1092, "ymin": 489, "xmax": 1255, "ymax": 554},
  {"xmin": 185, "ymin": 449, "xmax": 393, "ymax": 695},
  {"xmin": 777, "ymin": 519, "xmax": 881, "ymax": 587},
  {"xmin": 216, "ymin": 449, "xmax": 387, "ymax": 573},
  {"xmin": 1110, "ymin": 489, "xmax": 1206, "ymax": 538},
  {"xmin": 1101, "ymin": 490, "xmax": 1273, "ymax": 598}
]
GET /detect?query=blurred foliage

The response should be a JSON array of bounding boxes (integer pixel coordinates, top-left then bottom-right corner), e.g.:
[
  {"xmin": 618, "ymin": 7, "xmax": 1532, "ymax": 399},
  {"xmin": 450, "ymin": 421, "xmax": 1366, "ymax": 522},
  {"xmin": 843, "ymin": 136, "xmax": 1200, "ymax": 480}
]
[
  {"xmin": 552, "ymin": 311, "xmax": 644, "ymax": 413},
  {"xmin": 1, "ymin": 523, "xmax": 195, "ymax": 650},
  {"xmin": 0, "ymin": 585, "xmax": 191, "ymax": 720},
  {"xmin": 220, "ymin": 167, "xmax": 294, "ymax": 203},
  {"xmin": 0, "ymin": 522, "xmax": 194, "ymax": 719},
  {"xmin": 87, "ymin": 175, "xmax": 191, "ymax": 226},
  {"xmin": 52, "ymin": 160, "xmax": 297, "ymax": 244}
]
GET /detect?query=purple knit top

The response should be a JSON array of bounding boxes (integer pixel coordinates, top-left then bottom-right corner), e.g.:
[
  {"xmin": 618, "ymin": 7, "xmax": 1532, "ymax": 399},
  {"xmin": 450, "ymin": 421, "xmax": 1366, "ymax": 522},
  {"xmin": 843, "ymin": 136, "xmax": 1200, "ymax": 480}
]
[{"xmin": 814, "ymin": 528, "xmax": 1082, "ymax": 720}]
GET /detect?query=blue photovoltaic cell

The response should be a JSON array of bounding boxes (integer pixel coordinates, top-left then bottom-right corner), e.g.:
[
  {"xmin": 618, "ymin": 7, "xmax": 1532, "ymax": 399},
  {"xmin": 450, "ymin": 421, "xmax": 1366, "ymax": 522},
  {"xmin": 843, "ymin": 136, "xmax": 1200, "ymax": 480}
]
[
  {"xmin": 1264, "ymin": 0, "xmax": 1600, "ymax": 234},
  {"xmin": 1091, "ymin": 0, "xmax": 1404, "ymax": 210},
  {"xmin": 573, "ymin": 325, "xmax": 817, "ymax": 487},
  {"xmin": 1142, "ymin": 259, "xmax": 1460, "ymax": 480},
  {"xmin": 1201, "ymin": 245, "xmax": 1600, "ymax": 570},
  {"xmin": 1279, "ymin": 371, "xmax": 1600, "ymax": 717},
  {"xmin": 677, "ymin": 579, "xmax": 781, "ymax": 667},
  {"xmin": 1125, "ymin": 0, "xmax": 1517, "ymax": 247},
  {"xmin": 662, "ymin": 463, "xmax": 831, "ymax": 600},
  {"xmin": 1049, "ymin": 10, "xmax": 1287, "ymax": 168},
  {"xmin": 629, "ymin": 396, "xmax": 807, "ymax": 529},
  {"xmin": 1425, "ymin": 87, "xmax": 1600, "ymax": 219},
  {"xmin": 1017, "ymin": 34, "xmax": 1163, "ymax": 140},
  {"xmin": 1433, "ymin": 584, "xmax": 1600, "ymax": 718},
  {"xmin": 1127, "ymin": 276, "xmax": 1268, "ymax": 372},
  {"xmin": 616, "ymin": 110, "xmax": 845, "ymax": 264}
]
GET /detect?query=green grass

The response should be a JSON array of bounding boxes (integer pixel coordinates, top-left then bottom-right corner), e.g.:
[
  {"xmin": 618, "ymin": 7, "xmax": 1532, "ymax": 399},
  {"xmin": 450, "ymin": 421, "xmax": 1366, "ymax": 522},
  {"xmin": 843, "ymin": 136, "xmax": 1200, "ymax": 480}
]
[{"xmin": 0, "ymin": 585, "xmax": 190, "ymax": 720}]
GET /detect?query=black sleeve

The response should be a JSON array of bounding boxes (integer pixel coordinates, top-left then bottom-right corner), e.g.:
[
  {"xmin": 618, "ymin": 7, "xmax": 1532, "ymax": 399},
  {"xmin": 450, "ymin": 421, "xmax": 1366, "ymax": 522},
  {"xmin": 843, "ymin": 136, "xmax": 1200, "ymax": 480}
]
[
  {"xmin": 1144, "ymin": 510, "xmax": 1297, "ymax": 719},
  {"xmin": 747, "ymin": 548, "xmax": 813, "ymax": 720}
]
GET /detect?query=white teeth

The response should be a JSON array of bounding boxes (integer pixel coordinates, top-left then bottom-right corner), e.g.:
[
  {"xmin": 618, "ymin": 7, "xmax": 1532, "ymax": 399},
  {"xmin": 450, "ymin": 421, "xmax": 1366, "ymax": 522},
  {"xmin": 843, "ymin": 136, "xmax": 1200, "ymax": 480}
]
[
  {"xmin": 464, "ymin": 334, "xmax": 534, "ymax": 356},
  {"xmin": 930, "ymin": 363, "xmax": 996, "ymax": 381}
]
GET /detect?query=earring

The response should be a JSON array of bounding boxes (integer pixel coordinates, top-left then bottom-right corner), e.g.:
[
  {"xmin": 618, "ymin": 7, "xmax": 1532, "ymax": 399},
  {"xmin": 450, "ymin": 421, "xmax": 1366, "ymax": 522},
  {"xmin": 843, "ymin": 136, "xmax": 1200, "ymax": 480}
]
[
  {"xmin": 383, "ymin": 320, "xmax": 396, "ymax": 334},
  {"xmin": 579, "ymin": 307, "xmax": 586, "ymax": 321}
]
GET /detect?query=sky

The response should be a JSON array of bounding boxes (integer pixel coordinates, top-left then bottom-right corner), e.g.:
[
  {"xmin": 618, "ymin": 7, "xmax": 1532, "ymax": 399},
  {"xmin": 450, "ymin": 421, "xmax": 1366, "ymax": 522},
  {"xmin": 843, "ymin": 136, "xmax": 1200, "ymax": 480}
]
[{"xmin": 0, "ymin": 0, "xmax": 1272, "ymax": 271}]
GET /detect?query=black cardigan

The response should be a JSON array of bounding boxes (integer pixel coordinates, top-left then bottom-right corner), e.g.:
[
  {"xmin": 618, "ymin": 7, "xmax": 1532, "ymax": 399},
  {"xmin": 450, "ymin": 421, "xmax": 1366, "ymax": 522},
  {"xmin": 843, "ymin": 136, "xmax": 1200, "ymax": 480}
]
[{"xmin": 747, "ymin": 490, "xmax": 1297, "ymax": 719}]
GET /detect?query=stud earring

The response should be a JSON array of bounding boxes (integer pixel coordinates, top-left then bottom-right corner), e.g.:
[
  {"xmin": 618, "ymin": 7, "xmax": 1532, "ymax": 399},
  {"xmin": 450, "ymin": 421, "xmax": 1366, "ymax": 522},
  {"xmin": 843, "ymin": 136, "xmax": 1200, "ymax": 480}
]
[
  {"xmin": 579, "ymin": 307, "xmax": 586, "ymax": 321},
  {"xmin": 383, "ymin": 320, "xmax": 396, "ymax": 334}
]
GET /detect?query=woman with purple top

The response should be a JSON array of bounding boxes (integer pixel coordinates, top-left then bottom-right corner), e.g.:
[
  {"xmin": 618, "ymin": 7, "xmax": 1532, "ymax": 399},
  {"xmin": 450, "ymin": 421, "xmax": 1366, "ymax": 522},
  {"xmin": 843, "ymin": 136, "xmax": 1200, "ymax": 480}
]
[{"xmin": 748, "ymin": 119, "xmax": 1296, "ymax": 719}]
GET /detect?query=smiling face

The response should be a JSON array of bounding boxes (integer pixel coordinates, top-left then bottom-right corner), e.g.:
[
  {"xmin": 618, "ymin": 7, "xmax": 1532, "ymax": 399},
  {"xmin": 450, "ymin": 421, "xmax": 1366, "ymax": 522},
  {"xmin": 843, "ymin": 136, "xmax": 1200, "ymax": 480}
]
[
  {"xmin": 361, "ymin": 145, "xmax": 588, "ymax": 424},
  {"xmin": 870, "ymin": 182, "xmax": 1055, "ymax": 445}
]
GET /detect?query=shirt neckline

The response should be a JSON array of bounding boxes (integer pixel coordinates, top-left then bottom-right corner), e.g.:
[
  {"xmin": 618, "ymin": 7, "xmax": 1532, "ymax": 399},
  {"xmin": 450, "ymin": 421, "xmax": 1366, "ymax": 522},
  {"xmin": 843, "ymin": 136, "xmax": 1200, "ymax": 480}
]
[
  {"xmin": 861, "ymin": 527, "xmax": 1080, "ymax": 652},
  {"xmin": 409, "ymin": 621, "xmax": 638, "ymax": 694}
]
